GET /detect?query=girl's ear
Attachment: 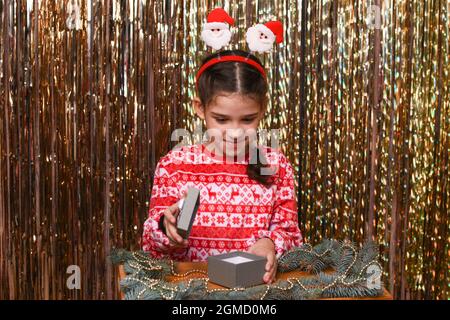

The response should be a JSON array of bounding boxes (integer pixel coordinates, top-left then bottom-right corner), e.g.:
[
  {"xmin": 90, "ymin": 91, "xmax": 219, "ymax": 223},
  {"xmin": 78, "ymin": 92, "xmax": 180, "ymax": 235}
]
[{"xmin": 193, "ymin": 97, "xmax": 205, "ymax": 120}]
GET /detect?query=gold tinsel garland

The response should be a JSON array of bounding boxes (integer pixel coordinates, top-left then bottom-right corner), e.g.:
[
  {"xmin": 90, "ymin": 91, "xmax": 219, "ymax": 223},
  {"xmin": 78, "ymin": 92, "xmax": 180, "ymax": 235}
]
[{"xmin": 111, "ymin": 240, "xmax": 384, "ymax": 300}]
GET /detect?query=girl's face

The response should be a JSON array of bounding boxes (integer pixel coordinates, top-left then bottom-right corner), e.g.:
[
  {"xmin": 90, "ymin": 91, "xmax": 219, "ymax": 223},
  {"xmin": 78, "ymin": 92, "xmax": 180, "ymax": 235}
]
[{"xmin": 193, "ymin": 93, "xmax": 265, "ymax": 160}]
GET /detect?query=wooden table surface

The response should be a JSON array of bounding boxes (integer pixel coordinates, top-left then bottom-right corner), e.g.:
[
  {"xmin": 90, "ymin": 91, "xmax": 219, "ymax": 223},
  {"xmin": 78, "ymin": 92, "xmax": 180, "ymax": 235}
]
[{"xmin": 117, "ymin": 262, "xmax": 393, "ymax": 300}]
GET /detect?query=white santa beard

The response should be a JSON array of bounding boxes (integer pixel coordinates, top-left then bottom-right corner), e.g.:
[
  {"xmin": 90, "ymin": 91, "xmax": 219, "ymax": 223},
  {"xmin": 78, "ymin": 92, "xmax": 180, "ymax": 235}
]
[
  {"xmin": 201, "ymin": 29, "xmax": 232, "ymax": 50},
  {"xmin": 246, "ymin": 27, "xmax": 274, "ymax": 53}
]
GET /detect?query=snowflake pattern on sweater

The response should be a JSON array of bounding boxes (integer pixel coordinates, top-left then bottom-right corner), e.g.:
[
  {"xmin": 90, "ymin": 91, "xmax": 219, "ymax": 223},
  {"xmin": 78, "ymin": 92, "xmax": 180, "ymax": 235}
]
[{"xmin": 141, "ymin": 143, "xmax": 303, "ymax": 262}]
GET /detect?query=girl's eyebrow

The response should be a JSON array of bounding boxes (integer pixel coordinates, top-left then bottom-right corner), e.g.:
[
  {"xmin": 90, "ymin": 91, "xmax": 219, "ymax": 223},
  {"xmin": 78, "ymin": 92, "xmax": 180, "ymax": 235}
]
[{"xmin": 210, "ymin": 112, "xmax": 259, "ymax": 118}]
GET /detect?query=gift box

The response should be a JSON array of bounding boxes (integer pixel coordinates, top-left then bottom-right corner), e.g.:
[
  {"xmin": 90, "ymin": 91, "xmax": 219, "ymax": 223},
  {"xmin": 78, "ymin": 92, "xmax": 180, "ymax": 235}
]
[
  {"xmin": 207, "ymin": 251, "xmax": 267, "ymax": 288},
  {"xmin": 176, "ymin": 187, "xmax": 200, "ymax": 239}
]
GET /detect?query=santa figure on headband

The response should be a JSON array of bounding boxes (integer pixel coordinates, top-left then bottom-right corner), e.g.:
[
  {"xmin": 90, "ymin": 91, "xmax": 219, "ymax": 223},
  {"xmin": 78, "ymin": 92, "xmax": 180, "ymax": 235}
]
[
  {"xmin": 201, "ymin": 8, "xmax": 235, "ymax": 50},
  {"xmin": 246, "ymin": 21, "xmax": 283, "ymax": 53}
]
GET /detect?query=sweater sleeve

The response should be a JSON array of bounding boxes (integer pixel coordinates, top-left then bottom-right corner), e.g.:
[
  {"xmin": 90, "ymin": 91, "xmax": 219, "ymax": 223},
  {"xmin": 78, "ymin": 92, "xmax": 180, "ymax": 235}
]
[
  {"xmin": 141, "ymin": 155, "xmax": 188, "ymax": 260},
  {"xmin": 246, "ymin": 152, "xmax": 303, "ymax": 258}
]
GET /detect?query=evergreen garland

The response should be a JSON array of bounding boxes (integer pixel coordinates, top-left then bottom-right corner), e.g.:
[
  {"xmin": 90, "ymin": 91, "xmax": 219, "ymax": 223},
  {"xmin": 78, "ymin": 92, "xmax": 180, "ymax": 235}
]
[{"xmin": 110, "ymin": 239, "xmax": 384, "ymax": 300}]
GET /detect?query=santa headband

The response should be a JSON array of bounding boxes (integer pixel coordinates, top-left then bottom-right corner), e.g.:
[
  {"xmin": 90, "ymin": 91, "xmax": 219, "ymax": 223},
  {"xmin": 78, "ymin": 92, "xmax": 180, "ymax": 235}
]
[{"xmin": 196, "ymin": 8, "xmax": 283, "ymax": 85}]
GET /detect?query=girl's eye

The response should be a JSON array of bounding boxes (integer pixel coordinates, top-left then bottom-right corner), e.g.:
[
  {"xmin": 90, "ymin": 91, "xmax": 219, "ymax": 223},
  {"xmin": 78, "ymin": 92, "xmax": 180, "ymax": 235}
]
[
  {"xmin": 215, "ymin": 118, "xmax": 227, "ymax": 123},
  {"xmin": 242, "ymin": 118, "xmax": 256, "ymax": 123}
]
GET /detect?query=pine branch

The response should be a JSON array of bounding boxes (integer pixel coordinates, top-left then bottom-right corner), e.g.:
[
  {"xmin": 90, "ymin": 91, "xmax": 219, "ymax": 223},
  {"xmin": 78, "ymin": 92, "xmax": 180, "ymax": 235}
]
[{"xmin": 115, "ymin": 239, "xmax": 384, "ymax": 300}]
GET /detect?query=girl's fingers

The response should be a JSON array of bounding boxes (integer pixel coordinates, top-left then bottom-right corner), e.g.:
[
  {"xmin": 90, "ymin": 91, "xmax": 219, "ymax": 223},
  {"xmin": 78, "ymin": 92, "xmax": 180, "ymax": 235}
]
[
  {"xmin": 265, "ymin": 252, "xmax": 275, "ymax": 271},
  {"xmin": 169, "ymin": 202, "xmax": 181, "ymax": 216},
  {"xmin": 166, "ymin": 193, "xmax": 187, "ymax": 223},
  {"xmin": 169, "ymin": 239, "xmax": 187, "ymax": 249},
  {"xmin": 163, "ymin": 209, "xmax": 174, "ymax": 224},
  {"xmin": 271, "ymin": 264, "xmax": 278, "ymax": 283},
  {"xmin": 263, "ymin": 270, "xmax": 274, "ymax": 283},
  {"xmin": 265, "ymin": 258, "xmax": 273, "ymax": 272},
  {"xmin": 166, "ymin": 224, "xmax": 184, "ymax": 244},
  {"xmin": 264, "ymin": 254, "xmax": 277, "ymax": 283},
  {"xmin": 264, "ymin": 267, "xmax": 277, "ymax": 284},
  {"xmin": 162, "ymin": 194, "xmax": 192, "ymax": 249},
  {"xmin": 164, "ymin": 205, "xmax": 179, "ymax": 224}
]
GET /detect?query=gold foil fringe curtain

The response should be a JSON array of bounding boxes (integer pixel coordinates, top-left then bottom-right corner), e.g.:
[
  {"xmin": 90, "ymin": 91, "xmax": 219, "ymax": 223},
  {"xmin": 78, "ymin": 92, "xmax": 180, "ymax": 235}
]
[{"xmin": 0, "ymin": 0, "xmax": 448, "ymax": 300}]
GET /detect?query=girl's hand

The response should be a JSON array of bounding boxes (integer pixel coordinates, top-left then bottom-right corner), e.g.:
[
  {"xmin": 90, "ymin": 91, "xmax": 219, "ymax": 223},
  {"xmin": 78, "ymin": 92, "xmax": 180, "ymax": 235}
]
[
  {"xmin": 162, "ymin": 192, "xmax": 188, "ymax": 249},
  {"xmin": 247, "ymin": 238, "xmax": 277, "ymax": 284}
]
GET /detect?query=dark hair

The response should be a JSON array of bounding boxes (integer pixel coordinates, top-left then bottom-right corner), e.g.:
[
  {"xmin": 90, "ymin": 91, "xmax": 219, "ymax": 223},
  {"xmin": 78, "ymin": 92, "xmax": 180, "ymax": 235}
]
[{"xmin": 197, "ymin": 49, "xmax": 274, "ymax": 186}]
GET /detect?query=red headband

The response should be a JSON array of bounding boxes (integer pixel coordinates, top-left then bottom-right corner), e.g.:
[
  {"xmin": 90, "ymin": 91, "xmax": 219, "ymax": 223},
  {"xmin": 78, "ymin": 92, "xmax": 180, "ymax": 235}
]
[{"xmin": 195, "ymin": 55, "xmax": 266, "ymax": 87}]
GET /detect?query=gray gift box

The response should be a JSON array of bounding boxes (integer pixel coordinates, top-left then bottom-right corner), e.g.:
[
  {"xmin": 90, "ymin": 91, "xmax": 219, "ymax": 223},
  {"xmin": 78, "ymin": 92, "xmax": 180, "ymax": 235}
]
[
  {"xmin": 207, "ymin": 251, "xmax": 267, "ymax": 288},
  {"xmin": 176, "ymin": 187, "xmax": 200, "ymax": 239}
]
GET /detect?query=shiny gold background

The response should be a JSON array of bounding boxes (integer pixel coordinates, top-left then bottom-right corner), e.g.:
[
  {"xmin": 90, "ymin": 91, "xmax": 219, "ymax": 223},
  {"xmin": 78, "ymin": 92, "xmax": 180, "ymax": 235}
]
[{"xmin": 0, "ymin": 0, "xmax": 448, "ymax": 299}]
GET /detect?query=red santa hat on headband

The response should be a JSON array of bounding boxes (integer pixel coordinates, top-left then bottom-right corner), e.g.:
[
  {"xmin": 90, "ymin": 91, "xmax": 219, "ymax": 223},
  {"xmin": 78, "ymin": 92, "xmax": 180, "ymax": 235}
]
[
  {"xmin": 201, "ymin": 8, "xmax": 235, "ymax": 50},
  {"xmin": 246, "ymin": 21, "xmax": 283, "ymax": 53}
]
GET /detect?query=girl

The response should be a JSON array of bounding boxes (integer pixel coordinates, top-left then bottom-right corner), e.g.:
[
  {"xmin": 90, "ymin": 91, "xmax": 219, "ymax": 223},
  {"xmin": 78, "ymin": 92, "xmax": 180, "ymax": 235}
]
[{"xmin": 142, "ymin": 49, "xmax": 303, "ymax": 284}]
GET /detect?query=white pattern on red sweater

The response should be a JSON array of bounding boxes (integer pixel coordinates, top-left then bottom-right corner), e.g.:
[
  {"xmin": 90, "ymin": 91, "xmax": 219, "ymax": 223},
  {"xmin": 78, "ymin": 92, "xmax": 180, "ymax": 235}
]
[{"xmin": 141, "ymin": 143, "xmax": 303, "ymax": 261}]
